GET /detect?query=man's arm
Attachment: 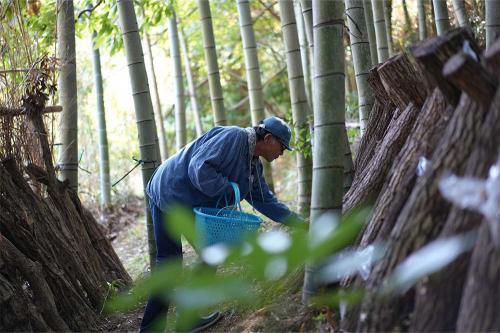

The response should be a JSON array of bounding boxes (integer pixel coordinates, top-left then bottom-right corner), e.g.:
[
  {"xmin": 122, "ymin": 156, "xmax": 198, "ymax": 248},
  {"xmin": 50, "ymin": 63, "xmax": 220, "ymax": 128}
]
[{"xmin": 245, "ymin": 161, "xmax": 297, "ymax": 223}]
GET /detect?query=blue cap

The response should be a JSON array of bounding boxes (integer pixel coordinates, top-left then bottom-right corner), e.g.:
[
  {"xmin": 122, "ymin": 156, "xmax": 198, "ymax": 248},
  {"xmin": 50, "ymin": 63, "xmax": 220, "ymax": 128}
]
[{"xmin": 260, "ymin": 116, "xmax": 293, "ymax": 151}]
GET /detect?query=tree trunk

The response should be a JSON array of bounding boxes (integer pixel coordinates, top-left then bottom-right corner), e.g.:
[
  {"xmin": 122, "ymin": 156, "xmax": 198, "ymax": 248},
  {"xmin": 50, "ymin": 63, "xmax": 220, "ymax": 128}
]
[
  {"xmin": 299, "ymin": 0, "xmax": 313, "ymax": 50},
  {"xmin": 343, "ymin": 127, "xmax": 354, "ymax": 194},
  {"xmin": 485, "ymin": 0, "xmax": 500, "ymax": 48},
  {"xmin": 279, "ymin": 0, "xmax": 312, "ymax": 216},
  {"xmin": 144, "ymin": 33, "xmax": 169, "ymax": 161},
  {"xmin": 117, "ymin": 0, "xmax": 161, "ymax": 267},
  {"xmin": 363, "ymin": 0, "xmax": 379, "ymax": 66},
  {"xmin": 90, "ymin": 32, "xmax": 111, "ymax": 208},
  {"xmin": 299, "ymin": 0, "xmax": 314, "ymax": 114},
  {"xmin": 179, "ymin": 26, "xmax": 204, "ymax": 138},
  {"xmin": 383, "ymin": 0, "xmax": 394, "ymax": 56},
  {"xmin": 168, "ymin": 11, "xmax": 187, "ymax": 151},
  {"xmin": 57, "ymin": 0, "xmax": 78, "ymax": 191},
  {"xmin": 198, "ymin": 0, "xmax": 227, "ymax": 126},
  {"xmin": 303, "ymin": 0, "xmax": 345, "ymax": 303},
  {"xmin": 345, "ymin": 0, "xmax": 375, "ymax": 135},
  {"xmin": 452, "ymin": 0, "xmax": 470, "ymax": 27},
  {"xmin": 371, "ymin": 0, "xmax": 390, "ymax": 62},
  {"xmin": 417, "ymin": 0, "xmax": 428, "ymax": 40},
  {"xmin": 294, "ymin": 0, "xmax": 313, "ymax": 112},
  {"xmin": 344, "ymin": 54, "xmax": 426, "ymax": 213},
  {"xmin": 402, "ymin": 0, "xmax": 412, "ymax": 34},
  {"xmin": 236, "ymin": 0, "xmax": 275, "ymax": 192},
  {"xmin": 432, "ymin": 0, "xmax": 451, "ymax": 35}
]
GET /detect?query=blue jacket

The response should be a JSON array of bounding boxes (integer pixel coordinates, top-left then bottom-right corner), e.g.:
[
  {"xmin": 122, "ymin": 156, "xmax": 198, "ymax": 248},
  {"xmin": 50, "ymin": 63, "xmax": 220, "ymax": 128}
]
[{"xmin": 146, "ymin": 126, "xmax": 293, "ymax": 223}]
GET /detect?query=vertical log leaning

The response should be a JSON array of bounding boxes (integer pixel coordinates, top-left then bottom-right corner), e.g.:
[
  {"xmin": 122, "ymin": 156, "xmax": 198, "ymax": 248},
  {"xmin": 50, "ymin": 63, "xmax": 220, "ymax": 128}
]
[
  {"xmin": 0, "ymin": 233, "xmax": 69, "ymax": 331},
  {"xmin": 353, "ymin": 66, "xmax": 395, "ymax": 174},
  {"xmin": 359, "ymin": 88, "xmax": 450, "ymax": 247},
  {"xmin": 0, "ymin": 113, "xmax": 131, "ymax": 331},
  {"xmin": 378, "ymin": 54, "xmax": 426, "ymax": 111},
  {"xmin": 485, "ymin": 0, "xmax": 500, "ymax": 48},
  {"xmin": 357, "ymin": 91, "xmax": 490, "ymax": 331},
  {"xmin": 411, "ymin": 72, "xmax": 500, "ymax": 333},
  {"xmin": 358, "ymin": 30, "xmax": 492, "ymax": 330},
  {"xmin": 456, "ymin": 224, "xmax": 500, "ymax": 331},
  {"xmin": 443, "ymin": 52, "xmax": 499, "ymax": 108},
  {"xmin": 344, "ymin": 54, "xmax": 426, "ymax": 213},
  {"xmin": 412, "ymin": 27, "xmax": 480, "ymax": 107}
]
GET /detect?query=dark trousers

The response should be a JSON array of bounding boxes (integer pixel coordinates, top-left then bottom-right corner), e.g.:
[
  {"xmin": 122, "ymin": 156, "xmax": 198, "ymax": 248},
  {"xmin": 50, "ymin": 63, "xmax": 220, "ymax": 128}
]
[{"xmin": 140, "ymin": 201, "xmax": 182, "ymax": 332}]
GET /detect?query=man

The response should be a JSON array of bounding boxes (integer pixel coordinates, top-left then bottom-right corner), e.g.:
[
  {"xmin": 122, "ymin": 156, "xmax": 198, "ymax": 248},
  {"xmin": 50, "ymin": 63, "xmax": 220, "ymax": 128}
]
[{"xmin": 140, "ymin": 116, "xmax": 298, "ymax": 332}]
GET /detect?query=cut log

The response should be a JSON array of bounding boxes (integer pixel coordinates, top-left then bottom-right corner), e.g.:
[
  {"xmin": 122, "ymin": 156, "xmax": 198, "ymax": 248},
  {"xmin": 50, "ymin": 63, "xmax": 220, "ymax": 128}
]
[
  {"xmin": 346, "ymin": 54, "xmax": 426, "ymax": 213},
  {"xmin": 412, "ymin": 27, "xmax": 480, "ymax": 106},
  {"xmin": 344, "ymin": 103, "xmax": 420, "ymax": 213},
  {"xmin": 484, "ymin": 37, "xmax": 500, "ymax": 74},
  {"xmin": 443, "ymin": 52, "xmax": 498, "ymax": 108},
  {"xmin": 456, "ymin": 223, "xmax": 500, "ymax": 331},
  {"xmin": 0, "ymin": 232, "xmax": 69, "ymax": 331},
  {"xmin": 356, "ymin": 91, "xmax": 490, "ymax": 331},
  {"xmin": 341, "ymin": 90, "xmax": 448, "ymax": 332},
  {"xmin": 353, "ymin": 100, "xmax": 393, "ymax": 174},
  {"xmin": 410, "ymin": 87, "xmax": 500, "ymax": 331},
  {"xmin": 359, "ymin": 88, "xmax": 450, "ymax": 247},
  {"xmin": 354, "ymin": 66, "xmax": 396, "ymax": 175},
  {"xmin": 410, "ymin": 79, "xmax": 500, "ymax": 331},
  {"xmin": 378, "ymin": 53, "xmax": 426, "ymax": 111}
]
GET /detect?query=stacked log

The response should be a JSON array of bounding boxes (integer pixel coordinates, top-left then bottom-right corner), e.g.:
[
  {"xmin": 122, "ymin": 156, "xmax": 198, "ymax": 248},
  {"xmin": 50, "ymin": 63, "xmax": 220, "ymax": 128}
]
[
  {"xmin": 0, "ymin": 103, "xmax": 131, "ymax": 329},
  {"xmin": 341, "ymin": 28, "xmax": 500, "ymax": 332}
]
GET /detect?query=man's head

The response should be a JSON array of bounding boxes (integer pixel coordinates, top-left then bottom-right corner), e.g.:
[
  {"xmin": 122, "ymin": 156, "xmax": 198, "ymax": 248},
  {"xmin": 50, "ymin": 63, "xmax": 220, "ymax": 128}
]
[{"xmin": 254, "ymin": 116, "xmax": 292, "ymax": 162}]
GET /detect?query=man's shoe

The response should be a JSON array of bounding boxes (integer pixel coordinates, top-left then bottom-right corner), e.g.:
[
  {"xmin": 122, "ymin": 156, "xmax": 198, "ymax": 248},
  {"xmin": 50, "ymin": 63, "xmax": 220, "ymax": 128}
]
[
  {"xmin": 176, "ymin": 311, "xmax": 222, "ymax": 332},
  {"xmin": 191, "ymin": 311, "xmax": 222, "ymax": 332}
]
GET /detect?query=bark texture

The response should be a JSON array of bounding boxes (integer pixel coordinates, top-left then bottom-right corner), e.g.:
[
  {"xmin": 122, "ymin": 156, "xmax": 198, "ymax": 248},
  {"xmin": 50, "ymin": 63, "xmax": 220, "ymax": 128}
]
[
  {"xmin": 360, "ymin": 88, "xmax": 450, "ymax": 247},
  {"xmin": 410, "ymin": 78, "xmax": 500, "ymax": 333},
  {"xmin": 344, "ymin": 54, "xmax": 426, "ymax": 213},
  {"xmin": 0, "ymin": 111, "xmax": 130, "ymax": 331},
  {"xmin": 342, "ymin": 27, "xmax": 499, "ymax": 332}
]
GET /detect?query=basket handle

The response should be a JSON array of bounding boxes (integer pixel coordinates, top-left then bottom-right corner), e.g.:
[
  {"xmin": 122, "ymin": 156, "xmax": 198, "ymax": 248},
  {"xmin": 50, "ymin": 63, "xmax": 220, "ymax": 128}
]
[
  {"xmin": 214, "ymin": 182, "xmax": 242, "ymax": 215},
  {"xmin": 229, "ymin": 182, "xmax": 241, "ymax": 210}
]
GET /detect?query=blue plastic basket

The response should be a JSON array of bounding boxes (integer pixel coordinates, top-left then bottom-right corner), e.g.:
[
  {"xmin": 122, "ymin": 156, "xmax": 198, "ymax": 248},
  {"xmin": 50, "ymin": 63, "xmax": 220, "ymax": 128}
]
[{"xmin": 194, "ymin": 182, "xmax": 262, "ymax": 247}]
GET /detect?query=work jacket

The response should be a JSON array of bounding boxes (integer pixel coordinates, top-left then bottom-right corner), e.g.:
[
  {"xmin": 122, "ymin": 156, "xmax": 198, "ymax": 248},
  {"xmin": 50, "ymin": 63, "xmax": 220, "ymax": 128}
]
[{"xmin": 146, "ymin": 126, "xmax": 293, "ymax": 223}]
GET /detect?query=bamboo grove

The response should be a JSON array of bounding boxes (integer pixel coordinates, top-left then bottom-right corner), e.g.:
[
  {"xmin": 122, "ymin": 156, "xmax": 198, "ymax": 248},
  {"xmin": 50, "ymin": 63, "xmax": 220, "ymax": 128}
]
[{"xmin": 1, "ymin": 0, "xmax": 500, "ymax": 331}]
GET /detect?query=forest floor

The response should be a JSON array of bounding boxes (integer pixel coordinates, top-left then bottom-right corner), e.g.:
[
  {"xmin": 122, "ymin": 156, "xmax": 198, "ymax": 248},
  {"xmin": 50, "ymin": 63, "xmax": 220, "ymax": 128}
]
[{"xmin": 91, "ymin": 197, "xmax": 338, "ymax": 332}]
